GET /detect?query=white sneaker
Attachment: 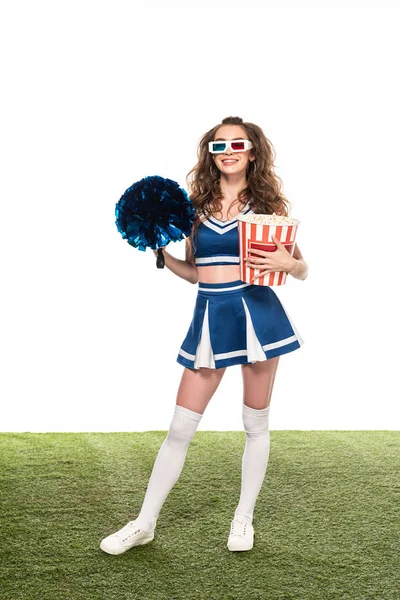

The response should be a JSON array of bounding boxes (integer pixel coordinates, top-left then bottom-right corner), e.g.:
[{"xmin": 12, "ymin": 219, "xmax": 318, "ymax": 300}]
[
  {"xmin": 227, "ymin": 516, "xmax": 254, "ymax": 551},
  {"xmin": 100, "ymin": 519, "xmax": 156, "ymax": 555}
]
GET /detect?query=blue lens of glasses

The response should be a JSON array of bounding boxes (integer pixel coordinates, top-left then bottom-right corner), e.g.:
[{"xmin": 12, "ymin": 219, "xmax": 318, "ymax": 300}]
[{"xmin": 212, "ymin": 142, "xmax": 227, "ymax": 152}]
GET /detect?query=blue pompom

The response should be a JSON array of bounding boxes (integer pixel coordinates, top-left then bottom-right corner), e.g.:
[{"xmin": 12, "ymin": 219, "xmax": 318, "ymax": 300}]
[{"xmin": 115, "ymin": 175, "xmax": 195, "ymax": 252}]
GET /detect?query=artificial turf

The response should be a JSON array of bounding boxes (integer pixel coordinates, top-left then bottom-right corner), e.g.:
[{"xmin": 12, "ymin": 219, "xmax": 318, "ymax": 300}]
[{"xmin": 0, "ymin": 431, "xmax": 399, "ymax": 600}]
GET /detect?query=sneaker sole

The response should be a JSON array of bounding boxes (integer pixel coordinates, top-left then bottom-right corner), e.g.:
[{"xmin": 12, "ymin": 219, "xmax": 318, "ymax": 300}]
[{"xmin": 100, "ymin": 533, "xmax": 154, "ymax": 555}]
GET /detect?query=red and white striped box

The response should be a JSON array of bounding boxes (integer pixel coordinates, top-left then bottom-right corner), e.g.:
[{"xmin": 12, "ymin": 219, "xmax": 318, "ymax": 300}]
[{"xmin": 238, "ymin": 214, "xmax": 300, "ymax": 286}]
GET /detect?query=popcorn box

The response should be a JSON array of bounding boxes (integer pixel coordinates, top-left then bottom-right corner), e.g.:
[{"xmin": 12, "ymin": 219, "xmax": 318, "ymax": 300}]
[{"xmin": 237, "ymin": 213, "xmax": 300, "ymax": 286}]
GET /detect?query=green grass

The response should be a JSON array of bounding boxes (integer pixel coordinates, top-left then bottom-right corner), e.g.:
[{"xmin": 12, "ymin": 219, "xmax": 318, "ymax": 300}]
[{"xmin": 0, "ymin": 431, "xmax": 399, "ymax": 600}]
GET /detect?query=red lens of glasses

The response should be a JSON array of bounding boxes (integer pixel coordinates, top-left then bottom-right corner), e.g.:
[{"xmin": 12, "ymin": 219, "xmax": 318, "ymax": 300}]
[{"xmin": 231, "ymin": 141, "xmax": 245, "ymax": 150}]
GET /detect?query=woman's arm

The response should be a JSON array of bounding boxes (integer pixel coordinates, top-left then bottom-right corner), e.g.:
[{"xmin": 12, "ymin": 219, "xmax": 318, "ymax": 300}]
[
  {"xmin": 288, "ymin": 243, "xmax": 308, "ymax": 280},
  {"xmin": 153, "ymin": 239, "xmax": 198, "ymax": 284}
]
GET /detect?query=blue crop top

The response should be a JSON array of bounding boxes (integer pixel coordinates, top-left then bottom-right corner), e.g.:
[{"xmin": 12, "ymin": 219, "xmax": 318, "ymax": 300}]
[{"xmin": 192, "ymin": 201, "xmax": 254, "ymax": 266}]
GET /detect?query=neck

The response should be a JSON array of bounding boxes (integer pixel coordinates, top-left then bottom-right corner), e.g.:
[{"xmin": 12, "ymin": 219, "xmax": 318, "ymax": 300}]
[{"xmin": 219, "ymin": 173, "xmax": 248, "ymax": 202}]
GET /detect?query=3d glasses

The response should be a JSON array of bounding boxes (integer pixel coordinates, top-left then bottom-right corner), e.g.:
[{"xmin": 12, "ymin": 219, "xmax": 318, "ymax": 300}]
[{"xmin": 208, "ymin": 139, "xmax": 253, "ymax": 154}]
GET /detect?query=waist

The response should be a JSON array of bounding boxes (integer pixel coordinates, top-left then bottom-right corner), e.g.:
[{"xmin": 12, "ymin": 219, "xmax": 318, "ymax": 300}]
[
  {"xmin": 197, "ymin": 279, "xmax": 254, "ymax": 295},
  {"xmin": 196, "ymin": 264, "xmax": 241, "ymax": 284}
]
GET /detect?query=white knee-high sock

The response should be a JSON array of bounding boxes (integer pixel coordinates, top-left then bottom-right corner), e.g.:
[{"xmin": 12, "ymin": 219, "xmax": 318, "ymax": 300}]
[
  {"xmin": 234, "ymin": 403, "xmax": 271, "ymax": 523},
  {"xmin": 135, "ymin": 405, "xmax": 202, "ymax": 531}
]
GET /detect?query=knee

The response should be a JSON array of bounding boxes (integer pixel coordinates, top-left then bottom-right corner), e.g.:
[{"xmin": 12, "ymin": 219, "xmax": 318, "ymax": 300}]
[
  {"xmin": 167, "ymin": 404, "xmax": 203, "ymax": 446},
  {"xmin": 242, "ymin": 403, "xmax": 270, "ymax": 437}
]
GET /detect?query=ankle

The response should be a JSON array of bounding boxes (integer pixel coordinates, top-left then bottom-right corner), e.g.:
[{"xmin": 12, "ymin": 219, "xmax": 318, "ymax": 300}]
[
  {"xmin": 134, "ymin": 516, "xmax": 157, "ymax": 531},
  {"xmin": 234, "ymin": 512, "xmax": 253, "ymax": 523}
]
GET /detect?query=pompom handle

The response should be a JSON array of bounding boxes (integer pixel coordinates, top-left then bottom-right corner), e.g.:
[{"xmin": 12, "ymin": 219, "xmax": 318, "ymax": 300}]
[{"xmin": 156, "ymin": 248, "xmax": 165, "ymax": 269}]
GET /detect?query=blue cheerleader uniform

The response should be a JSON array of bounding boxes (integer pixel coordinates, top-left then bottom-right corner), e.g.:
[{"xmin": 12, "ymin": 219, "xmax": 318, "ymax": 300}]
[{"xmin": 176, "ymin": 202, "xmax": 304, "ymax": 370}]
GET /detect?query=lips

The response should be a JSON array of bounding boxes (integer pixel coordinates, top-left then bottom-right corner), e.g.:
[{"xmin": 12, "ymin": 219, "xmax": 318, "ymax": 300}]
[{"xmin": 222, "ymin": 159, "xmax": 238, "ymax": 164}]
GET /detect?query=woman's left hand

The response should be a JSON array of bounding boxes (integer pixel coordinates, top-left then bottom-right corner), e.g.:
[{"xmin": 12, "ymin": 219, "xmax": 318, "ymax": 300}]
[{"xmin": 244, "ymin": 235, "xmax": 296, "ymax": 282}]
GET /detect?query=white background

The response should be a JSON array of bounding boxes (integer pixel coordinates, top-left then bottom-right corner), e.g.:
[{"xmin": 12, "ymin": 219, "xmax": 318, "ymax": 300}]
[{"xmin": 1, "ymin": 0, "xmax": 399, "ymax": 432}]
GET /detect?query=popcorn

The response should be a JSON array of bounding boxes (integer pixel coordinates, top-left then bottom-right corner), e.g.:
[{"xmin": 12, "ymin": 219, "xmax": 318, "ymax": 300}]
[{"xmin": 238, "ymin": 212, "xmax": 299, "ymax": 226}]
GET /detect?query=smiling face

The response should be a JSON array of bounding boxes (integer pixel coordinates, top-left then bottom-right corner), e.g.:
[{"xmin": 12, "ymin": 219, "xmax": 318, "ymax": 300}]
[{"xmin": 211, "ymin": 124, "xmax": 255, "ymax": 175}]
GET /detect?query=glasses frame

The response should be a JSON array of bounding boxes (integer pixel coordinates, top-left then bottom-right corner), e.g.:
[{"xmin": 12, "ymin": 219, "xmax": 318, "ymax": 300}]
[{"xmin": 208, "ymin": 139, "xmax": 253, "ymax": 154}]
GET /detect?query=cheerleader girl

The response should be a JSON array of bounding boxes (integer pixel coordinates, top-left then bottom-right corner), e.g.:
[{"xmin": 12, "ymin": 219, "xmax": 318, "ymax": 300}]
[{"xmin": 100, "ymin": 116, "xmax": 308, "ymax": 554}]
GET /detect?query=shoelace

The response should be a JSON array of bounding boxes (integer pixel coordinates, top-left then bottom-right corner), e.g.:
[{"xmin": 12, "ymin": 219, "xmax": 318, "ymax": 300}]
[
  {"xmin": 230, "ymin": 518, "xmax": 250, "ymax": 537},
  {"xmin": 115, "ymin": 521, "xmax": 141, "ymax": 542}
]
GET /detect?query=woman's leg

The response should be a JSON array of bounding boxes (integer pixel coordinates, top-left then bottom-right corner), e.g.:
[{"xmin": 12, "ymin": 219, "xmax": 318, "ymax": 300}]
[
  {"xmin": 134, "ymin": 366, "xmax": 227, "ymax": 530},
  {"xmin": 176, "ymin": 365, "xmax": 227, "ymax": 413},
  {"xmin": 100, "ymin": 366, "xmax": 226, "ymax": 554},
  {"xmin": 234, "ymin": 357, "xmax": 280, "ymax": 523},
  {"xmin": 241, "ymin": 356, "xmax": 280, "ymax": 411}
]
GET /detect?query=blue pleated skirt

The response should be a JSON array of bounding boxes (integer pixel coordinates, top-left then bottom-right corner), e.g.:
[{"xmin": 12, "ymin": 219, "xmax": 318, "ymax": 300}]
[{"xmin": 176, "ymin": 279, "xmax": 304, "ymax": 370}]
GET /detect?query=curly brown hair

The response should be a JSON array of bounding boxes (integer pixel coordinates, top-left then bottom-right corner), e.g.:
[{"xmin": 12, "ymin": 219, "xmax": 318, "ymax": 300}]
[{"xmin": 185, "ymin": 116, "xmax": 291, "ymax": 261}]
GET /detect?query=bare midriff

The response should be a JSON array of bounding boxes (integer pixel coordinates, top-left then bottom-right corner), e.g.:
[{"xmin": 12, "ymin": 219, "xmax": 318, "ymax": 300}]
[{"xmin": 196, "ymin": 264, "xmax": 241, "ymax": 284}]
